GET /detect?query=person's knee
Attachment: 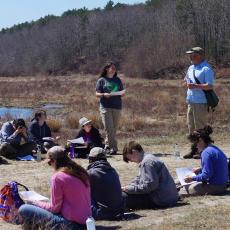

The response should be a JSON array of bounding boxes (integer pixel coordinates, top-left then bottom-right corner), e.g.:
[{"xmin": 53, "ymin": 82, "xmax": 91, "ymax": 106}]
[{"xmin": 19, "ymin": 204, "xmax": 32, "ymax": 218}]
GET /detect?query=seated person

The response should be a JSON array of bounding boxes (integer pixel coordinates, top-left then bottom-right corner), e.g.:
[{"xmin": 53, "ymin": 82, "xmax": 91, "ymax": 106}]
[
  {"xmin": 19, "ymin": 146, "xmax": 91, "ymax": 229},
  {"xmin": 87, "ymin": 147, "xmax": 124, "ymax": 220},
  {"xmin": 0, "ymin": 119, "xmax": 36, "ymax": 159},
  {"xmin": 69, "ymin": 117, "xmax": 103, "ymax": 158},
  {"xmin": 179, "ymin": 126, "xmax": 228, "ymax": 197},
  {"xmin": 122, "ymin": 141, "xmax": 178, "ymax": 210},
  {"xmin": 29, "ymin": 110, "xmax": 59, "ymax": 153}
]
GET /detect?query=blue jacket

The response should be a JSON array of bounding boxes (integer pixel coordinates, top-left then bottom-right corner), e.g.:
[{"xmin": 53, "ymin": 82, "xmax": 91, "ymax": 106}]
[
  {"xmin": 0, "ymin": 121, "xmax": 29, "ymax": 145},
  {"xmin": 192, "ymin": 145, "xmax": 228, "ymax": 186}
]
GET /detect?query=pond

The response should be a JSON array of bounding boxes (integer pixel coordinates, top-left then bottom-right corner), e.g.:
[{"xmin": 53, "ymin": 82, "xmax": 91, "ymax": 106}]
[{"xmin": 0, "ymin": 104, "xmax": 64, "ymax": 119}]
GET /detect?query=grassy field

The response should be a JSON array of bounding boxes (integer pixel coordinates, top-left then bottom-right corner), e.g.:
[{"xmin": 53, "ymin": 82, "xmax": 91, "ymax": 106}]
[{"xmin": 0, "ymin": 72, "xmax": 230, "ymax": 229}]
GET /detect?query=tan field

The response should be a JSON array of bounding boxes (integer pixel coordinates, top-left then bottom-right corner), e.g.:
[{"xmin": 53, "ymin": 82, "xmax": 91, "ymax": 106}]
[{"xmin": 0, "ymin": 72, "xmax": 230, "ymax": 229}]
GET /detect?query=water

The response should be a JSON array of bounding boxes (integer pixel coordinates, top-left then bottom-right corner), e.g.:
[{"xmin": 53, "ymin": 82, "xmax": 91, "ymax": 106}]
[
  {"xmin": 0, "ymin": 107, "xmax": 33, "ymax": 119},
  {"xmin": 0, "ymin": 104, "xmax": 64, "ymax": 119}
]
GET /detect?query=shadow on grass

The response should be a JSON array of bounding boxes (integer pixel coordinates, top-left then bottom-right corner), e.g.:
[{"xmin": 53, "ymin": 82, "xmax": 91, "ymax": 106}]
[
  {"xmin": 96, "ymin": 226, "xmax": 122, "ymax": 230},
  {"xmin": 153, "ymin": 153, "xmax": 172, "ymax": 157}
]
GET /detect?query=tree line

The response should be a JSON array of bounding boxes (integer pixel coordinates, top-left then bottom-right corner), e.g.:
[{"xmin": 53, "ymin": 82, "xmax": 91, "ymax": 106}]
[{"xmin": 0, "ymin": 0, "xmax": 229, "ymax": 78}]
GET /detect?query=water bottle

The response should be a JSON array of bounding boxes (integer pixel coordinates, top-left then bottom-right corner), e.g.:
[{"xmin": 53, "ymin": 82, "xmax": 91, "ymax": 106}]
[
  {"xmin": 70, "ymin": 145, "xmax": 75, "ymax": 159},
  {"xmin": 174, "ymin": 143, "xmax": 180, "ymax": 160},
  {"xmin": 36, "ymin": 145, "xmax": 42, "ymax": 162},
  {"xmin": 86, "ymin": 217, "xmax": 96, "ymax": 230}
]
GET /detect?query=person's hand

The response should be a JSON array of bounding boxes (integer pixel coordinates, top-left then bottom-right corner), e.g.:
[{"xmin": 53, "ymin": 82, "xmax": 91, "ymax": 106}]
[
  {"xmin": 182, "ymin": 80, "xmax": 187, "ymax": 87},
  {"xmin": 187, "ymin": 83, "xmax": 197, "ymax": 89},
  {"xmin": 16, "ymin": 126, "xmax": 24, "ymax": 133},
  {"xmin": 192, "ymin": 167, "xmax": 201, "ymax": 174},
  {"xmin": 103, "ymin": 93, "xmax": 111, "ymax": 98},
  {"xmin": 121, "ymin": 186, "xmax": 128, "ymax": 192},
  {"xmin": 184, "ymin": 176, "xmax": 193, "ymax": 183}
]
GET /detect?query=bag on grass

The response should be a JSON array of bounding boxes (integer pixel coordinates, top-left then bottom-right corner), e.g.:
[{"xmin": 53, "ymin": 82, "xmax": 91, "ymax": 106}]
[{"xmin": 0, "ymin": 181, "xmax": 28, "ymax": 224}]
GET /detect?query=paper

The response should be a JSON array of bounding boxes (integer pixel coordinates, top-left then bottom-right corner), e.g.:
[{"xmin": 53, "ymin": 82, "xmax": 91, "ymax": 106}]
[
  {"xmin": 176, "ymin": 167, "xmax": 196, "ymax": 186},
  {"xmin": 110, "ymin": 89, "xmax": 126, "ymax": 96},
  {"xmin": 20, "ymin": 191, "xmax": 49, "ymax": 202},
  {"xmin": 42, "ymin": 137, "xmax": 55, "ymax": 141},
  {"xmin": 67, "ymin": 137, "xmax": 85, "ymax": 144},
  {"xmin": 17, "ymin": 155, "xmax": 35, "ymax": 161}
]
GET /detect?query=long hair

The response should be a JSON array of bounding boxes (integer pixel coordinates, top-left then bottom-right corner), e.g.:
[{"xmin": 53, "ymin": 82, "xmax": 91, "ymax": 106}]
[
  {"xmin": 188, "ymin": 125, "xmax": 214, "ymax": 145},
  {"xmin": 100, "ymin": 62, "xmax": 117, "ymax": 78},
  {"xmin": 31, "ymin": 110, "xmax": 47, "ymax": 122},
  {"xmin": 48, "ymin": 146, "xmax": 90, "ymax": 187}
]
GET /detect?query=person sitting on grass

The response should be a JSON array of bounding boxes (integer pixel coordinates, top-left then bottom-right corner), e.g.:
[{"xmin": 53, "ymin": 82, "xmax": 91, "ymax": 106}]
[
  {"xmin": 29, "ymin": 110, "xmax": 60, "ymax": 153},
  {"xmin": 19, "ymin": 146, "xmax": 91, "ymax": 230},
  {"xmin": 87, "ymin": 147, "xmax": 124, "ymax": 220},
  {"xmin": 179, "ymin": 126, "xmax": 228, "ymax": 197},
  {"xmin": 122, "ymin": 141, "xmax": 178, "ymax": 210},
  {"xmin": 68, "ymin": 117, "xmax": 104, "ymax": 158},
  {"xmin": 0, "ymin": 118, "xmax": 36, "ymax": 159}
]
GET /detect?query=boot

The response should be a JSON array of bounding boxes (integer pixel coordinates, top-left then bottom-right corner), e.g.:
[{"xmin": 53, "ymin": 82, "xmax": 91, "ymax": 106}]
[{"xmin": 183, "ymin": 143, "xmax": 199, "ymax": 159}]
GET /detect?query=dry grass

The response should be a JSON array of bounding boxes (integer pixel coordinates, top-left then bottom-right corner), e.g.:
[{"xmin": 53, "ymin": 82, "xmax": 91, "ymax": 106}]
[
  {"xmin": 1, "ymin": 133, "xmax": 230, "ymax": 230},
  {"xmin": 46, "ymin": 118, "xmax": 62, "ymax": 132},
  {"xmin": 0, "ymin": 72, "xmax": 230, "ymax": 229}
]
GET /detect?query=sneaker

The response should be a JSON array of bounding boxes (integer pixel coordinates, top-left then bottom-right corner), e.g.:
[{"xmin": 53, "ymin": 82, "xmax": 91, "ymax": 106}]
[{"xmin": 109, "ymin": 149, "xmax": 117, "ymax": 155}]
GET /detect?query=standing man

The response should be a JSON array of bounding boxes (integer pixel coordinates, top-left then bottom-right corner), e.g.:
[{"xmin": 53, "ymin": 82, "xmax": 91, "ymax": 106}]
[{"xmin": 183, "ymin": 47, "xmax": 215, "ymax": 159}]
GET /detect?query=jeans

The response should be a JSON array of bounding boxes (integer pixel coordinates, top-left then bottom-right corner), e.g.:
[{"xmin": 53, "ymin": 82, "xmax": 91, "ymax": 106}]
[{"xmin": 19, "ymin": 204, "xmax": 86, "ymax": 230}]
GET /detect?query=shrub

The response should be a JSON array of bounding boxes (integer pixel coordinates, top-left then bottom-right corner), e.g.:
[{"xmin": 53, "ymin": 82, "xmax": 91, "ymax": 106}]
[
  {"xmin": 65, "ymin": 114, "xmax": 79, "ymax": 129},
  {"xmin": 47, "ymin": 118, "xmax": 62, "ymax": 132}
]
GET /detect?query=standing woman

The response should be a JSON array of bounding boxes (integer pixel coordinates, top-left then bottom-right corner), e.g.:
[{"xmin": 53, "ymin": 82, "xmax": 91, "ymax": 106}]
[
  {"xmin": 96, "ymin": 62, "xmax": 125, "ymax": 155},
  {"xmin": 19, "ymin": 146, "xmax": 91, "ymax": 229}
]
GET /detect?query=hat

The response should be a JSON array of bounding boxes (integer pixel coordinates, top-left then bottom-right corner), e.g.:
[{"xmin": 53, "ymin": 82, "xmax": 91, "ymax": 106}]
[
  {"xmin": 89, "ymin": 147, "xmax": 106, "ymax": 159},
  {"xmin": 186, "ymin": 47, "xmax": 204, "ymax": 55},
  {"xmin": 79, "ymin": 117, "xmax": 91, "ymax": 128}
]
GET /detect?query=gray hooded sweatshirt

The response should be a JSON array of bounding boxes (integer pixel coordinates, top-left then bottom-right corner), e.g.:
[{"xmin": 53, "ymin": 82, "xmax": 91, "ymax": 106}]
[{"xmin": 127, "ymin": 153, "xmax": 178, "ymax": 207}]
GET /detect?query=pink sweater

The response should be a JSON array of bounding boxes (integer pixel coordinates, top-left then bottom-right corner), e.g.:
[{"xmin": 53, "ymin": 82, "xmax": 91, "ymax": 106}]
[{"xmin": 35, "ymin": 171, "xmax": 92, "ymax": 224}]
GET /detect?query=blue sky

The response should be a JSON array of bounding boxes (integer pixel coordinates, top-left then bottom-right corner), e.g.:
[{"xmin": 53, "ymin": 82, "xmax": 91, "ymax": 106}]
[{"xmin": 0, "ymin": 0, "xmax": 145, "ymax": 29}]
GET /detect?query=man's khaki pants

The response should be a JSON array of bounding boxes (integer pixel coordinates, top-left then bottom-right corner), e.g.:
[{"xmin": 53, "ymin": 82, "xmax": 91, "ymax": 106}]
[
  {"xmin": 187, "ymin": 103, "xmax": 208, "ymax": 134},
  {"xmin": 100, "ymin": 107, "xmax": 121, "ymax": 152}
]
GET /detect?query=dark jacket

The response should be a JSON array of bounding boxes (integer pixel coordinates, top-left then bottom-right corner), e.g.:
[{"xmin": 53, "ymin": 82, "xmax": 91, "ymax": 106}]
[
  {"xmin": 29, "ymin": 121, "xmax": 51, "ymax": 144},
  {"xmin": 76, "ymin": 126, "xmax": 103, "ymax": 148},
  {"xmin": 87, "ymin": 160, "xmax": 124, "ymax": 219}
]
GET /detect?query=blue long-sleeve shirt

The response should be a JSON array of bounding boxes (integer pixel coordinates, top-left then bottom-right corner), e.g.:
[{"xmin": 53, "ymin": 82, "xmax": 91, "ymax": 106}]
[
  {"xmin": 0, "ymin": 121, "xmax": 29, "ymax": 145},
  {"xmin": 192, "ymin": 145, "xmax": 228, "ymax": 186}
]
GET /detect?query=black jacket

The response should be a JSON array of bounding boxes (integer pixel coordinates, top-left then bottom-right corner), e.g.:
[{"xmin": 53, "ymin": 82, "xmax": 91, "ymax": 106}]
[
  {"xmin": 76, "ymin": 126, "xmax": 103, "ymax": 148},
  {"xmin": 87, "ymin": 160, "xmax": 124, "ymax": 217},
  {"xmin": 29, "ymin": 121, "xmax": 52, "ymax": 144}
]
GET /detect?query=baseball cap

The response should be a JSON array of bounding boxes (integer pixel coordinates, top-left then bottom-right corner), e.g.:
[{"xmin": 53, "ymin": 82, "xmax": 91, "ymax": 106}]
[
  {"xmin": 186, "ymin": 47, "xmax": 204, "ymax": 55},
  {"xmin": 89, "ymin": 147, "xmax": 106, "ymax": 159}
]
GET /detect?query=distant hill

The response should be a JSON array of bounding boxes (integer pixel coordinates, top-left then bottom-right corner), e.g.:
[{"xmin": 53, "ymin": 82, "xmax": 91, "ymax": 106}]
[{"xmin": 0, "ymin": 0, "xmax": 229, "ymax": 78}]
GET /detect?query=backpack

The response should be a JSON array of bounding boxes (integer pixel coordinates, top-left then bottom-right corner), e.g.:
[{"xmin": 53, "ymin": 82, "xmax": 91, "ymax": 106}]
[{"xmin": 0, "ymin": 181, "xmax": 28, "ymax": 224}]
